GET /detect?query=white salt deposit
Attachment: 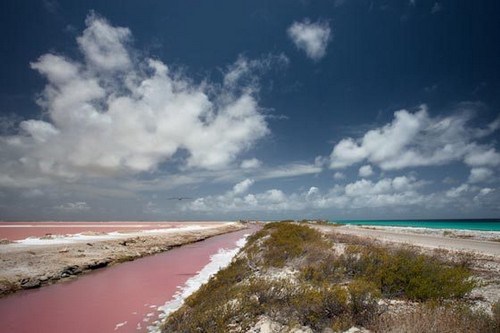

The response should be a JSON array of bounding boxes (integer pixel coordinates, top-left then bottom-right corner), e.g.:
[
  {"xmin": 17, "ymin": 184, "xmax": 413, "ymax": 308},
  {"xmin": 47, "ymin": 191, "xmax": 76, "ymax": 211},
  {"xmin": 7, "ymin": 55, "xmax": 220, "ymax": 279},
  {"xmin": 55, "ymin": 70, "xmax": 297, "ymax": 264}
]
[
  {"xmin": 9, "ymin": 225, "xmax": 216, "ymax": 246},
  {"xmin": 147, "ymin": 234, "xmax": 249, "ymax": 333}
]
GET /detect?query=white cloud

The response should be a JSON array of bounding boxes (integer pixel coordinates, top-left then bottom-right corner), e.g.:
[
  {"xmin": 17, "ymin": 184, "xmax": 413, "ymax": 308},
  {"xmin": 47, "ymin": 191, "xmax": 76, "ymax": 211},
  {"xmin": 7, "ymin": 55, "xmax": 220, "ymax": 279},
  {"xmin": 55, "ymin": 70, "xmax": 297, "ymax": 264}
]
[
  {"xmin": 329, "ymin": 105, "xmax": 500, "ymax": 171},
  {"xmin": 445, "ymin": 184, "xmax": 470, "ymax": 198},
  {"xmin": 77, "ymin": 12, "xmax": 132, "ymax": 71},
  {"xmin": 183, "ymin": 172, "xmax": 499, "ymax": 214},
  {"xmin": 333, "ymin": 171, "xmax": 345, "ymax": 180},
  {"xmin": 0, "ymin": 13, "xmax": 276, "ymax": 188},
  {"xmin": 54, "ymin": 201, "xmax": 90, "ymax": 212},
  {"xmin": 185, "ymin": 175, "xmax": 427, "ymax": 212},
  {"xmin": 358, "ymin": 165, "xmax": 374, "ymax": 177},
  {"xmin": 288, "ymin": 19, "xmax": 331, "ymax": 61},
  {"xmin": 232, "ymin": 178, "xmax": 254, "ymax": 194},
  {"xmin": 257, "ymin": 163, "xmax": 322, "ymax": 180},
  {"xmin": 464, "ymin": 147, "xmax": 500, "ymax": 167},
  {"xmin": 468, "ymin": 168, "xmax": 493, "ymax": 183},
  {"xmin": 240, "ymin": 158, "xmax": 262, "ymax": 169},
  {"xmin": 187, "ymin": 185, "xmax": 291, "ymax": 212}
]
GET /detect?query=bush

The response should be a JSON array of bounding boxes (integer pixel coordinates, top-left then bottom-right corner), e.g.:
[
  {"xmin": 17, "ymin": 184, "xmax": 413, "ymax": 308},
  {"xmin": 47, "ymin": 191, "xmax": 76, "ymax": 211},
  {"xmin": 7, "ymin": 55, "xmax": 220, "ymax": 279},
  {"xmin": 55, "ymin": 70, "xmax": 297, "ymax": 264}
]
[
  {"xmin": 261, "ymin": 222, "xmax": 330, "ymax": 267},
  {"xmin": 341, "ymin": 245, "xmax": 475, "ymax": 301},
  {"xmin": 348, "ymin": 279, "xmax": 381, "ymax": 326}
]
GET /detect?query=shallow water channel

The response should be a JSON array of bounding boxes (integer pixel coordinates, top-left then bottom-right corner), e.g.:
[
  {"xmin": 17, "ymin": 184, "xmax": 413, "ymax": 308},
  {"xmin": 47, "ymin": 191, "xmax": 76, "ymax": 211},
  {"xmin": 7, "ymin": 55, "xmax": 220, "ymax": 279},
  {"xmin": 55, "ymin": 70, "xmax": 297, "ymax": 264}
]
[{"xmin": 0, "ymin": 227, "xmax": 253, "ymax": 333}]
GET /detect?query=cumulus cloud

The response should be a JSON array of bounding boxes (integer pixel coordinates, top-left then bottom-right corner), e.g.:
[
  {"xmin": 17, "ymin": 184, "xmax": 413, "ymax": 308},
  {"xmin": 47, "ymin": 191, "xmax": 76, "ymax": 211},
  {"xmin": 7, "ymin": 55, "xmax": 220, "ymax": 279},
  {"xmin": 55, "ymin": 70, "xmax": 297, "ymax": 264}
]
[
  {"xmin": 184, "ymin": 171, "xmax": 499, "ymax": 214},
  {"xmin": 468, "ymin": 168, "xmax": 493, "ymax": 183},
  {"xmin": 188, "ymin": 184, "xmax": 291, "ymax": 212},
  {"xmin": 185, "ymin": 175, "xmax": 426, "ymax": 212},
  {"xmin": 358, "ymin": 165, "xmax": 374, "ymax": 177},
  {"xmin": 288, "ymin": 19, "xmax": 331, "ymax": 61},
  {"xmin": 0, "ymin": 13, "xmax": 277, "ymax": 188},
  {"xmin": 329, "ymin": 105, "xmax": 500, "ymax": 172},
  {"xmin": 232, "ymin": 178, "xmax": 254, "ymax": 194}
]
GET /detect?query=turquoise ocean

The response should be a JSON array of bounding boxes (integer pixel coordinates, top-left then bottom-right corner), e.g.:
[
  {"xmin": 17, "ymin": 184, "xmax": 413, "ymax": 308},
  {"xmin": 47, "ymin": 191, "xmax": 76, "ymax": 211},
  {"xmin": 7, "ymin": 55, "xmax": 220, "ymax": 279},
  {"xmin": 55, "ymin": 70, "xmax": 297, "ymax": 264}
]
[{"xmin": 331, "ymin": 219, "xmax": 500, "ymax": 232}]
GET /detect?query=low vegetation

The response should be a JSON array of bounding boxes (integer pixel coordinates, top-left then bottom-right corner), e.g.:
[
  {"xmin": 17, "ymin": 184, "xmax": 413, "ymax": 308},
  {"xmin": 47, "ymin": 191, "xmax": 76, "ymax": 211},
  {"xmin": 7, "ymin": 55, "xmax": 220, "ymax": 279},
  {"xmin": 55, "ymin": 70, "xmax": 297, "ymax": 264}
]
[{"xmin": 162, "ymin": 222, "xmax": 495, "ymax": 332}]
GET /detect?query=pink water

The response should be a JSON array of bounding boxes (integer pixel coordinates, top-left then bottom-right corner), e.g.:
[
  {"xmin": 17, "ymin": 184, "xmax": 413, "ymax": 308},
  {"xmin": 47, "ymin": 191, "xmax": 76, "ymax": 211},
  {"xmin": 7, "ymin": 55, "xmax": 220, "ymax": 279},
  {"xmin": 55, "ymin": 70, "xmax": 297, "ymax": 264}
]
[
  {"xmin": 0, "ymin": 226, "xmax": 254, "ymax": 333},
  {"xmin": 0, "ymin": 221, "xmax": 224, "ymax": 240}
]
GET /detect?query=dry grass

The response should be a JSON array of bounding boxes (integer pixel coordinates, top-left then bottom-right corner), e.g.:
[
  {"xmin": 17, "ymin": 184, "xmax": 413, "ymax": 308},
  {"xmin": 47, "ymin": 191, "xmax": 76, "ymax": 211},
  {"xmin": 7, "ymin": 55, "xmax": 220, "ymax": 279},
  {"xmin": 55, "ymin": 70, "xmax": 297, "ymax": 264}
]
[{"xmin": 373, "ymin": 302, "xmax": 500, "ymax": 333}]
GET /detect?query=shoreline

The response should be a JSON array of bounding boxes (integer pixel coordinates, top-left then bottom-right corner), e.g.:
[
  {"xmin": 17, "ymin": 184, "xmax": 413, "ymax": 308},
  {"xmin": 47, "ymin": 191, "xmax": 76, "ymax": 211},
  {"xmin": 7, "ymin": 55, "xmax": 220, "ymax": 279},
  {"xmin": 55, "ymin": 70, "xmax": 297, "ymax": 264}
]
[
  {"xmin": 318, "ymin": 224, "xmax": 500, "ymax": 256},
  {"xmin": 0, "ymin": 222, "xmax": 246, "ymax": 298}
]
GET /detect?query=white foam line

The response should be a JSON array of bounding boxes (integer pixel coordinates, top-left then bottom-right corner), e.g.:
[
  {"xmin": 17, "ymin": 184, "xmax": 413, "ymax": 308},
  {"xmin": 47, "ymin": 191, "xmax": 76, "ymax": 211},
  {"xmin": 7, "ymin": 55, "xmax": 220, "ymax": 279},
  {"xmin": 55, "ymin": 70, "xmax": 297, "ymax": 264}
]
[{"xmin": 146, "ymin": 234, "xmax": 250, "ymax": 333}]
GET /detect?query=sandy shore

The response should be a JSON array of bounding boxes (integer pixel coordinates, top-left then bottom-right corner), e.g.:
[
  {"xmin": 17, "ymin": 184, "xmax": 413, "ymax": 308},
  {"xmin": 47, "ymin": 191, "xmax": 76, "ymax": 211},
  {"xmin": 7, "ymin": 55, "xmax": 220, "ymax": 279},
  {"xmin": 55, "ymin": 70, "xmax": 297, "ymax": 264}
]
[
  {"xmin": 0, "ymin": 222, "xmax": 245, "ymax": 297},
  {"xmin": 324, "ymin": 225, "xmax": 500, "ymax": 256}
]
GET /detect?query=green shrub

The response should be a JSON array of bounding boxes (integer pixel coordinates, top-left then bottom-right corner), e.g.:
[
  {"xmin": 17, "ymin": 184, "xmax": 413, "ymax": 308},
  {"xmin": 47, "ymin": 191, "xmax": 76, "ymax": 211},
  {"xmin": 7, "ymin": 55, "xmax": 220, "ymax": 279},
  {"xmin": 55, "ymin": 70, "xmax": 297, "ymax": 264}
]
[
  {"xmin": 340, "ymin": 245, "xmax": 475, "ymax": 301},
  {"xmin": 295, "ymin": 285, "xmax": 350, "ymax": 330},
  {"xmin": 261, "ymin": 222, "xmax": 330, "ymax": 267},
  {"xmin": 348, "ymin": 279, "xmax": 381, "ymax": 326}
]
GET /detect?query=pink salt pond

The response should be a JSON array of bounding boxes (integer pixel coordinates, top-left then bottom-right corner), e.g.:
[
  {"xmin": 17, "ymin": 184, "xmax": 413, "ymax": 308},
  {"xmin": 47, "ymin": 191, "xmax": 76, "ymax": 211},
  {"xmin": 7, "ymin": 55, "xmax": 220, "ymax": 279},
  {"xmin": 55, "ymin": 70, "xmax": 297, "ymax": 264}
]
[
  {"xmin": 0, "ymin": 221, "xmax": 225, "ymax": 241},
  {"xmin": 0, "ymin": 226, "xmax": 254, "ymax": 333}
]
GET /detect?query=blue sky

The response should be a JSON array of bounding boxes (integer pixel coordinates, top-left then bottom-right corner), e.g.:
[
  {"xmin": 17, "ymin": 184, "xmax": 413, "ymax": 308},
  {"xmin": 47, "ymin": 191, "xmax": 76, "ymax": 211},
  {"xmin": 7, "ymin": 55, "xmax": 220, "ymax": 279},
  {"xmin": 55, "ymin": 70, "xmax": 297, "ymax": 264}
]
[{"xmin": 0, "ymin": 0, "xmax": 499, "ymax": 221}]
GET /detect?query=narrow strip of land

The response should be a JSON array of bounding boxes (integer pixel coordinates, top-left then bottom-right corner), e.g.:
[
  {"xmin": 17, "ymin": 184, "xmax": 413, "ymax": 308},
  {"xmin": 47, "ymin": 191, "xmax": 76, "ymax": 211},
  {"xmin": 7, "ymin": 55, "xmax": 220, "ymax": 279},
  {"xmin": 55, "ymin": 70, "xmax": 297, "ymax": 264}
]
[
  {"xmin": 318, "ymin": 225, "xmax": 500, "ymax": 256},
  {"xmin": 0, "ymin": 222, "xmax": 245, "ymax": 297}
]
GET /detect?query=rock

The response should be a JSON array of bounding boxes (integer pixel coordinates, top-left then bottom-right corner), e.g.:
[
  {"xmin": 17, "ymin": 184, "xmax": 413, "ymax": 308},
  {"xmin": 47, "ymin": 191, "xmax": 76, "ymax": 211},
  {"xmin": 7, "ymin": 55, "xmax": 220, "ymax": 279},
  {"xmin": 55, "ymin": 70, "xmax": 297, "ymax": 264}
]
[
  {"xmin": 119, "ymin": 238, "xmax": 136, "ymax": 246},
  {"xmin": 58, "ymin": 248, "xmax": 69, "ymax": 253},
  {"xmin": 246, "ymin": 316, "xmax": 313, "ymax": 333},
  {"xmin": 343, "ymin": 327, "xmax": 371, "ymax": 333},
  {"xmin": 0, "ymin": 238, "xmax": 13, "ymax": 245},
  {"xmin": 86, "ymin": 242, "xmax": 93, "ymax": 246},
  {"xmin": 87, "ymin": 260, "xmax": 109, "ymax": 270},
  {"xmin": 20, "ymin": 278, "xmax": 41, "ymax": 289},
  {"xmin": 61, "ymin": 265, "xmax": 82, "ymax": 277},
  {"xmin": 250, "ymin": 295, "xmax": 259, "ymax": 304},
  {"xmin": 247, "ymin": 317, "xmax": 283, "ymax": 333},
  {"xmin": 39, "ymin": 275, "xmax": 50, "ymax": 282}
]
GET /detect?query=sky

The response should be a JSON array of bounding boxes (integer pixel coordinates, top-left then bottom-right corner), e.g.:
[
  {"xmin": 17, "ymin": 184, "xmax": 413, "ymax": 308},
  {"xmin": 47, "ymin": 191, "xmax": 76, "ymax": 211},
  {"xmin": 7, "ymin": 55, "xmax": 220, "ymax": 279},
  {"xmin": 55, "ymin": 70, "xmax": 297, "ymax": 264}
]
[{"xmin": 0, "ymin": 0, "xmax": 499, "ymax": 221}]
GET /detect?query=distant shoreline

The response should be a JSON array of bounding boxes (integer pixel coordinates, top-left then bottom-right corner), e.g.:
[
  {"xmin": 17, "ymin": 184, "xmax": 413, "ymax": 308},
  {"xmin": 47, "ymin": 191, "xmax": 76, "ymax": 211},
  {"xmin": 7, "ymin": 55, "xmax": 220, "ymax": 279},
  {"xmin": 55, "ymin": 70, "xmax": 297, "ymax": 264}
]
[{"xmin": 330, "ymin": 219, "xmax": 500, "ymax": 232}]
